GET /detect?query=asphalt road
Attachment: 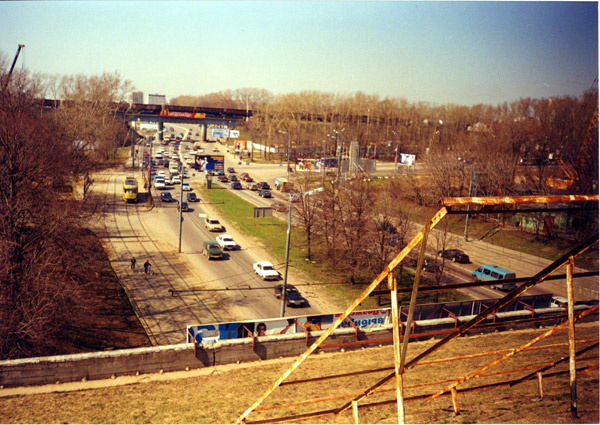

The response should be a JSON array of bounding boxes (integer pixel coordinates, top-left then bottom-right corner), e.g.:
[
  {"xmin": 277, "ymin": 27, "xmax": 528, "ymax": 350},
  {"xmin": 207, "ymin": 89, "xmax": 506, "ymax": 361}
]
[{"xmin": 94, "ymin": 131, "xmax": 597, "ymax": 345}]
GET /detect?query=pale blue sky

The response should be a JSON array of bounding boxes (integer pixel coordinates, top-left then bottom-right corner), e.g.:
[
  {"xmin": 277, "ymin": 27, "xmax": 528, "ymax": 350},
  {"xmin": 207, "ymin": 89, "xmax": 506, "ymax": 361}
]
[{"xmin": 1, "ymin": 1, "xmax": 597, "ymax": 106}]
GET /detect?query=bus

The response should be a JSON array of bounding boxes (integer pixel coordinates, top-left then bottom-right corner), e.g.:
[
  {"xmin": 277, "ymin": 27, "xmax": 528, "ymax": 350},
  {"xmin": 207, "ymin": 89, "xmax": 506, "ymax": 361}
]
[{"xmin": 123, "ymin": 176, "xmax": 138, "ymax": 203}]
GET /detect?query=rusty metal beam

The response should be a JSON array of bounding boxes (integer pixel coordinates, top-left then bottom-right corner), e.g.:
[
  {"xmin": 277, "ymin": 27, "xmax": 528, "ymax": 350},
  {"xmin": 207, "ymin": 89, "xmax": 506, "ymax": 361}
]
[
  {"xmin": 233, "ymin": 206, "xmax": 449, "ymax": 424},
  {"xmin": 333, "ymin": 232, "xmax": 598, "ymax": 415},
  {"xmin": 425, "ymin": 303, "xmax": 598, "ymax": 401},
  {"xmin": 567, "ymin": 257, "xmax": 579, "ymax": 419},
  {"xmin": 440, "ymin": 194, "xmax": 598, "ymax": 207}
]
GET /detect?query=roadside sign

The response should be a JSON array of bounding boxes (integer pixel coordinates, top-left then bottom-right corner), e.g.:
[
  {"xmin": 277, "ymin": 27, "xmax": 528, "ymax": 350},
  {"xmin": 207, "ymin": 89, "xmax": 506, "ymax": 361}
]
[{"xmin": 229, "ymin": 130, "xmax": 240, "ymax": 138}]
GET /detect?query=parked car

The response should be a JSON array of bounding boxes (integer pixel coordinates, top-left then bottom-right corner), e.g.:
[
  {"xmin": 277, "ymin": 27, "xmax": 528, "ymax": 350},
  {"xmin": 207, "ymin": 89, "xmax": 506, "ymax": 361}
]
[
  {"xmin": 231, "ymin": 181, "xmax": 243, "ymax": 190},
  {"xmin": 186, "ymin": 192, "xmax": 199, "ymax": 202},
  {"xmin": 258, "ymin": 189, "xmax": 272, "ymax": 198},
  {"xmin": 171, "ymin": 175, "xmax": 182, "ymax": 184},
  {"xmin": 216, "ymin": 234, "xmax": 238, "ymax": 250},
  {"xmin": 274, "ymin": 284, "xmax": 308, "ymax": 307},
  {"xmin": 271, "ymin": 202, "xmax": 288, "ymax": 212},
  {"xmin": 202, "ymin": 241, "xmax": 223, "ymax": 260},
  {"xmin": 160, "ymin": 192, "xmax": 174, "ymax": 202},
  {"xmin": 438, "ymin": 249, "xmax": 470, "ymax": 263}
]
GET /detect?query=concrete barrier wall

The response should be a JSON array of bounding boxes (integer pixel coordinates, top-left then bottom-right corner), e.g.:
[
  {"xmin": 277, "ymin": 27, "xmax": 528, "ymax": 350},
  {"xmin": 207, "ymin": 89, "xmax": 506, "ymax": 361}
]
[{"xmin": 1, "ymin": 307, "xmax": 595, "ymax": 388}]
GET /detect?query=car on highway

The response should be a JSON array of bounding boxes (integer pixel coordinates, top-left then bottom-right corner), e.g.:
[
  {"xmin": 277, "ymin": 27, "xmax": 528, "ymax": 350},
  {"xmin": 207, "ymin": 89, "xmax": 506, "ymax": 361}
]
[
  {"xmin": 271, "ymin": 202, "xmax": 288, "ymax": 212},
  {"xmin": 202, "ymin": 241, "xmax": 223, "ymax": 260},
  {"xmin": 258, "ymin": 189, "xmax": 272, "ymax": 198},
  {"xmin": 274, "ymin": 284, "xmax": 308, "ymax": 307},
  {"xmin": 231, "ymin": 181, "xmax": 243, "ymax": 190},
  {"xmin": 256, "ymin": 182, "xmax": 271, "ymax": 190},
  {"xmin": 160, "ymin": 192, "xmax": 174, "ymax": 202},
  {"xmin": 253, "ymin": 261, "xmax": 280, "ymax": 280},
  {"xmin": 227, "ymin": 167, "xmax": 236, "ymax": 174},
  {"xmin": 228, "ymin": 174, "xmax": 238, "ymax": 182},
  {"xmin": 154, "ymin": 177, "xmax": 166, "ymax": 190},
  {"xmin": 240, "ymin": 173, "xmax": 252, "ymax": 182},
  {"xmin": 177, "ymin": 201, "xmax": 190, "ymax": 212},
  {"xmin": 171, "ymin": 175, "xmax": 182, "ymax": 184},
  {"xmin": 216, "ymin": 234, "xmax": 238, "ymax": 250},
  {"xmin": 472, "ymin": 264, "xmax": 516, "ymax": 291},
  {"xmin": 186, "ymin": 192, "xmax": 199, "ymax": 202},
  {"xmin": 200, "ymin": 214, "xmax": 224, "ymax": 232},
  {"xmin": 218, "ymin": 175, "xmax": 229, "ymax": 183},
  {"xmin": 247, "ymin": 183, "xmax": 260, "ymax": 191},
  {"xmin": 438, "ymin": 249, "xmax": 470, "ymax": 263},
  {"xmin": 182, "ymin": 183, "xmax": 191, "ymax": 191}
]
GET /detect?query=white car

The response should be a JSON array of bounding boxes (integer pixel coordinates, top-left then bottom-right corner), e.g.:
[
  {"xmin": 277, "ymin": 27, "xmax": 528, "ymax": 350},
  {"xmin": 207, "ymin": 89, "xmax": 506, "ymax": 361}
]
[
  {"xmin": 157, "ymin": 171, "xmax": 166, "ymax": 177},
  {"xmin": 216, "ymin": 234, "xmax": 238, "ymax": 250},
  {"xmin": 182, "ymin": 183, "xmax": 191, "ymax": 191},
  {"xmin": 253, "ymin": 261, "xmax": 280, "ymax": 280},
  {"xmin": 171, "ymin": 175, "xmax": 181, "ymax": 184},
  {"xmin": 154, "ymin": 177, "xmax": 165, "ymax": 190}
]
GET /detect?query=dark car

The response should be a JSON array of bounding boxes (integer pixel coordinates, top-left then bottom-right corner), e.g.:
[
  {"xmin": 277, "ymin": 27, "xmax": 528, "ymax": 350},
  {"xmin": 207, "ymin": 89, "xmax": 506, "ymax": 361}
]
[
  {"xmin": 160, "ymin": 192, "xmax": 174, "ymax": 202},
  {"xmin": 274, "ymin": 284, "xmax": 307, "ymax": 307},
  {"xmin": 187, "ymin": 192, "xmax": 199, "ymax": 202},
  {"xmin": 228, "ymin": 174, "xmax": 238, "ymax": 182},
  {"xmin": 177, "ymin": 201, "xmax": 189, "ymax": 212},
  {"xmin": 231, "ymin": 181, "xmax": 243, "ymax": 190},
  {"xmin": 227, "ymin": 167, "xmax": 236, "ymax": 174},
  {"xmin": 218, "ymin": 175, "xmax": 229, "ymax": 182},
  {"xmin": 256, "ymin": 182, "xmax": 271, "ymax": 190},
  {"xmin": 438, "ymin": 249, "xmax": 470, "ymax": 263},
  {"xmin": 258, "ymin": 189, "xmax": 272, "ymax": 198}
]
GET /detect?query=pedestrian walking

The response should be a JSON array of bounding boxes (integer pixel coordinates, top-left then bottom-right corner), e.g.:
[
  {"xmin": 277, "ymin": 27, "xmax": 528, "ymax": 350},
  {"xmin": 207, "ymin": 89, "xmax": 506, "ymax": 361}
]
[
  {"xmin": 144, "ymin": 260, "xmax": 151, "ymax": 274},
  {"xmin": 130, "ymin": 257, "xmax": 136, "ymax": 271}
]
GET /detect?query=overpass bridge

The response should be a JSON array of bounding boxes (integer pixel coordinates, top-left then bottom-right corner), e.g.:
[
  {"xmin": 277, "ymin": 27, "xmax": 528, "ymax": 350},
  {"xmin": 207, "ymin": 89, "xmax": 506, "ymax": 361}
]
[{"xmin": 39, "ymin": 99, "xmax": 253, "ymax": 141}]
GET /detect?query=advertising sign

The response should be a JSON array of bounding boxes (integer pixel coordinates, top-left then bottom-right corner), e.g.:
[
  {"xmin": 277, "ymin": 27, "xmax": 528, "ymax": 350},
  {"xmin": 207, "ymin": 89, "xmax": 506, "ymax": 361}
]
[
  {"xmin": 399, "ymin": 153, "xmax": 416, "ymax": 166},
  {"xmin": 210, "ymin": 128, "xmax": 229, "ymax": 138},
  {"xmin": 187, "ymin": 309, "xmax": 391, "ymax": 344},
  {"xmin": 229, "ymin": 130, "xmax": 240, "ymax": 138},
  {"xmin": 159, "ymin": 109, "xmax": 206, "ymax": 119},
  {"xmin": 194, "ymin": 154, "xmax": 225, "ymax": 172}
]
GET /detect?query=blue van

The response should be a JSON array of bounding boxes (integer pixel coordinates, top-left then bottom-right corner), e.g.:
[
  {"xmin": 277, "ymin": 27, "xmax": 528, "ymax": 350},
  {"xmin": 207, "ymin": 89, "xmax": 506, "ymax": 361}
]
[{"xmin": 472, "ymin": 264, "xmax": 517, "ymax": 291}]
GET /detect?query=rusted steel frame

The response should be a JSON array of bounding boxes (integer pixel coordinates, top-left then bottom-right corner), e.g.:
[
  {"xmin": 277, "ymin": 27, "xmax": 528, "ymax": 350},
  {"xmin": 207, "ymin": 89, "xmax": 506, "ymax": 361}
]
[
  {"xmin": 371, "ymin": 271, "xmax": 598, "ymax": 295},
  {"xmin": 401, "ymin": 220, "xmax": 431, "ymax": 370},
  {"xmin": 516, "ymin": 299, "xmax": 535, "ymax": 317},
  {"xmin": 425, "ymin": 303, "xmax": 598, "ymax": 401},
  {"xmin": 252, "ymin": 364, "xmax": 599, "ymax": 424},
  {"xmin": 282, "ymin": 337, "xmax": 598, "ymax": 389},
  {"xmin": 444, "ymin": 206, "xmax": 598, "ymax": 215},
  {"xmin": 566, "ymin": 257, "xmax": 578, "ymax": 419},
  {"xmin": 510, "ymin": 341, "xmax": 599, "ymax": 386},
  {"xmin": 440, "ymin": 194, "xmax": 599, "ymax": 207},
  {"xmin": 334, "ymin": 233, "xmax": 598, "ymax": 415},
  {"xmin": 390, "ymin": 274, "xmax": 405, "ymax": 424},
  {"xmin": 234, "ymin": 207, "xmax": 449, "ymax": 424},
  {"xmin": 188, "ymin": 330, "xmax": 197, "ymax": 356}
]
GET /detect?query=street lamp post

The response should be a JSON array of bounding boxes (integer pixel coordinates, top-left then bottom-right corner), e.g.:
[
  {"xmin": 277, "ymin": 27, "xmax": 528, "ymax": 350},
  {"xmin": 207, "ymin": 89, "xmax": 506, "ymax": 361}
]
[
  {"xmin": 278, "ymin": 130, "xmax": 291, "ymax": 179},
  {"xmin": 280, "ymin": 193, "xmax": 296, "ymax": 317}
]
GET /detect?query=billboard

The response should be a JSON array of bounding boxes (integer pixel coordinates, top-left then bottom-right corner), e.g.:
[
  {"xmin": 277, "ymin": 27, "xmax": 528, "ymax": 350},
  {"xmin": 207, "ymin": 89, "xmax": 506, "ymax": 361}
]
[
  {"xmin": 194, "ymin": 154, "xmax": 225, "ymax": 172},
  {"xmin": 210, "ymin": 128, "xmax": 229, "ymax": 138},
  {"xmin": 187, "ymin": 309, "xmax": 391, "ymax": 344}
]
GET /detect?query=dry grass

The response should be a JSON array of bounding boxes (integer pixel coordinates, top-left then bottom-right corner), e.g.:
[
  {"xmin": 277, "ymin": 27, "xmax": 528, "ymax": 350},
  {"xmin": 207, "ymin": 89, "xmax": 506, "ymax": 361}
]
[{"xmin": 1, "ymin": 322, "xmax": 597, "ymax": 424}]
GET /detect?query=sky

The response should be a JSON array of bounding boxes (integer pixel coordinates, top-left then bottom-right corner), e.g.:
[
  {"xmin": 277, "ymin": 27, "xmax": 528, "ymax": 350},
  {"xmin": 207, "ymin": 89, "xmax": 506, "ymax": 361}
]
[{"xmin": 0, "ymin": 1, "xmax": 597, "ymax": 107}]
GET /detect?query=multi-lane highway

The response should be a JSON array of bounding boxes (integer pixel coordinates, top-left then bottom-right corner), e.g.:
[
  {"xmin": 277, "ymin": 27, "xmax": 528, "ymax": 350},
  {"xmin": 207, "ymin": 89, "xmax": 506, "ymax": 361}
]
[{"xmin": 91, "ymin": 124, "xmax": 597, "ymax": 345}]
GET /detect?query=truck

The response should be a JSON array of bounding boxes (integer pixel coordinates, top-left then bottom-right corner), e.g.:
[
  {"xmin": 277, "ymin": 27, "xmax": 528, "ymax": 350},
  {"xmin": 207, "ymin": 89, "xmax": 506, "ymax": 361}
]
[
  {"xmin": 199, "ymin": 213, "xmax": 224, "ymax": 232},
  {"xmin": 253, "ymin": 261, "xmax": 280, "ymax": 280}
]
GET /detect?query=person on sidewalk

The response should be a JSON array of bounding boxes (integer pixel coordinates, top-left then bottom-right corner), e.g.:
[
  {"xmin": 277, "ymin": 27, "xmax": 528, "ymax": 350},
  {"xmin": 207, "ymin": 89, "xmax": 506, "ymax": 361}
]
[{"xmin": 130, "ymin": 257, "xmax": 136, "ymax": 271}]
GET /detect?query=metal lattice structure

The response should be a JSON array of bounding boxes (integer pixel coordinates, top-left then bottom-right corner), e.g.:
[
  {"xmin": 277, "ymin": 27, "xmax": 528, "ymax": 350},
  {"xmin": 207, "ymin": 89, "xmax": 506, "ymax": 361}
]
[{"xmin": 235, "ymin": 194, "xmax": 599, "ymax": 424}]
